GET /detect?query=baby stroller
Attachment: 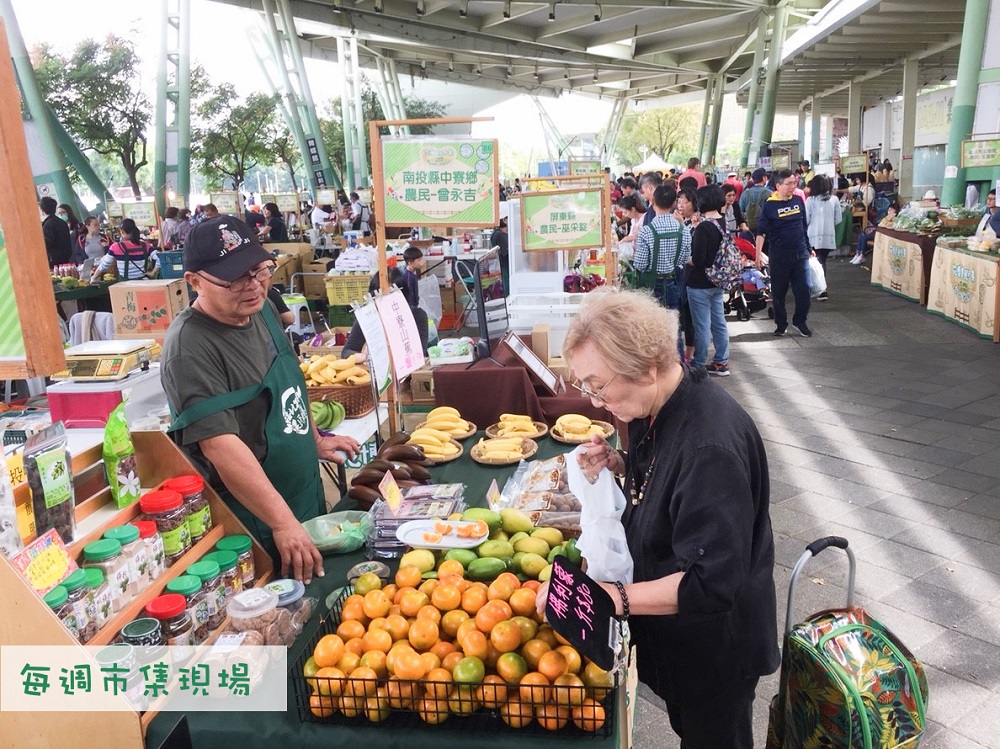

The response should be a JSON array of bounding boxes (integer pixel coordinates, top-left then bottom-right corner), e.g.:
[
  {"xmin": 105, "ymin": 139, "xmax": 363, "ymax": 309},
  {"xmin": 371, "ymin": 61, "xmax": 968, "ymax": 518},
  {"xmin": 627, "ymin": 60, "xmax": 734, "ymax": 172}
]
[{"xmin": 725, "ymin": 234, "xmax": 772, "ymax": 321}]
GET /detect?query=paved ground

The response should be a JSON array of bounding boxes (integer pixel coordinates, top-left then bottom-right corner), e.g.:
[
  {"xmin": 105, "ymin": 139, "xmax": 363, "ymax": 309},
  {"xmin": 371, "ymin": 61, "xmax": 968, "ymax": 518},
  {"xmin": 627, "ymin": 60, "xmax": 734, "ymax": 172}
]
[{"xmin": 632, "ymin": 256, "xmax": 1000, "ymax": 748}]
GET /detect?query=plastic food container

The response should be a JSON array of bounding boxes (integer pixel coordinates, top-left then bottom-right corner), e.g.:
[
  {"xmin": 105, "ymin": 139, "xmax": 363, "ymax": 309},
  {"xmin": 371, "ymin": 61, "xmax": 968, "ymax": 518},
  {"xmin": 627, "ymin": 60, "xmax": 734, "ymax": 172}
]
[
  {"xmin": 103, "ymin": 524, "xmax": 148, "ymax": 600},
  {"xmin": 202, "ymin": 550, "xmax": 242, "ymax": 597},
  {"xmin": 166, "ymin": 574, "xmax": 210, "ymax": 644},
  {"xmin": 228, "ymin": 586, "xmax": 279, "ymax": 636},
  {"xmin": 83, "ymin": 567, "xmax": 113, "ymax": 629},
  {"xmin": 162, "ymin": 475, "xmax": 212, "ymax": 543},
  {"xmin": 44, "ymin": 585, "xmax": 79, "ymax": 641},
  {"xmin": 82, "ymin": 538, "xmax": 131, "ymax": 613},
  {"xmin": 140, "ymin": 490, "xmax": 191, "ymax": 565},
  {"xmin": 133, "ymin": 520, "xmax": 165, "ymax": 582},
  {"xmin": 145, "ymin": 593, "xmax": 194, "ymax": 661},
  {"xmin": 265, "ymin": 578, "xmax": 313, "ymax": 629},
  {"xmin": 62, "ymin": 568, "xmax": 96, "ymax": 643},
  {"xmin": 215, "ymin": 534, "xmax": 255, "ymax": 588},
  {"xmin": 186, "ymin": 559, "xmax": 227, "ymax": 630}
]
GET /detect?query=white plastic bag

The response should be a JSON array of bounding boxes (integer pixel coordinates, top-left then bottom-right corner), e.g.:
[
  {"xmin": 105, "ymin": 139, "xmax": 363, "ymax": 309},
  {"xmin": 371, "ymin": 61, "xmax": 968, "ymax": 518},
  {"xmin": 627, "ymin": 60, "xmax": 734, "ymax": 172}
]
[
  {"xmin": 808, "ymin": 255, "xmax": 827, "ymax": 297},
  {"xmin": 565, "ymin": 445, "xmax": 634, "ymax": 583},
  {"xmin": 418, "ymin": 275, "xmax": 443, "ymax": 324}
]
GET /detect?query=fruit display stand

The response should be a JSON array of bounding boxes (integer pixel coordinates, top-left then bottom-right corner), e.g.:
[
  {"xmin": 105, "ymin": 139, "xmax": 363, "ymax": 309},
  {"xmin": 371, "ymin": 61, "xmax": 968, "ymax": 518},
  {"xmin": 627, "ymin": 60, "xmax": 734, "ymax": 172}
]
[
  {"xmin": 144, "ymin": 431, "xmax": 626, "ymax": 749},
  {"xmin": 0, "ymin": 429, "xmax": 274, "ymax": 749}
]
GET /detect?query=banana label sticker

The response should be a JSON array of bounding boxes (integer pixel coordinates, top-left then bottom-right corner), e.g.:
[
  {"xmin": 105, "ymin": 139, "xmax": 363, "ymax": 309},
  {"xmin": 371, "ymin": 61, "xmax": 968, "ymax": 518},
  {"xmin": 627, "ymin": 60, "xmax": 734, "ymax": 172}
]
[{"xmin": 281, "ymin": 386, "xmax": 310, "ymax": 435}]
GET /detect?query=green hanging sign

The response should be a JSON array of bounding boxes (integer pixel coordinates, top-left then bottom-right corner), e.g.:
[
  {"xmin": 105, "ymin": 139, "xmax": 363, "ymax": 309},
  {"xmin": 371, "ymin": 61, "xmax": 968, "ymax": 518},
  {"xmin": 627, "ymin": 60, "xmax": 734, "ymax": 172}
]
[
  {"xmin": 961, "ymin": 139, "xmax": 1000, "ymax": 169},
  {"xmin": 382, "ymin": 138, "xmax": 498, "ymax": 227},
  {"xmin": 520, "ymin": 188, "xmax": 604, "ymax": 252}
]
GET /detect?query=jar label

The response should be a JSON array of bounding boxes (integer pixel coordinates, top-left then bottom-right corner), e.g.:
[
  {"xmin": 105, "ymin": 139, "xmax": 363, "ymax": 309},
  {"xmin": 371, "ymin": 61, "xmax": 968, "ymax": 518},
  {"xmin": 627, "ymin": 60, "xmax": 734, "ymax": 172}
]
[
  {"xmin": 238, "ymin": 556, "xmax": 254, "ymax": 586},
  {"xmin": 187, "ymin": 505, "xmax": 212, "ymax": 539},
  {"xmin": 61, "ymin": 613, "xmax": 79, "ymax": 640},
  {"xmin": 160, "ymin": 523, "xmax": 190, "ymax": 557},
  {"xmin": 166, "ymin": 631, "xmax": 192, "ymax": 663},
  {"xmin": 70, "ymin": 599, "xmax": 91, "ymax": 639},
  {"xmin": 129, "ymin": 546, "xmax": 149, "ymax": 588},
  {"xmin": 146, "ymin": 537, "xmax": 165, "ymax": 581},
  {"xmin": 110, "ymin": 565, "xmax": 131, "ymax": 611},
  {"xmin": 190, "ymin": 600, "xmax": 210, "ymax": 626},
  {"xmin": 215, "ymin": 586, "xmax": 228, "ymax": 616},
  {"xmin": 93, "ymin": 588, "xmax": 113, "ymax": 627}
]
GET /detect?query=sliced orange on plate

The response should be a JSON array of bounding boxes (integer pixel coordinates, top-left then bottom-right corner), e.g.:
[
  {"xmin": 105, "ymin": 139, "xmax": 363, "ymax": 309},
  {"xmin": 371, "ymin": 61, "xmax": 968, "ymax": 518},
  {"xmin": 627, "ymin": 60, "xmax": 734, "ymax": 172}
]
[
  {"xmin": 422, "ymin": 531, "xmax": 443, "ymax": 544},
  {"xmin": 434, "ymin": 521, "xmax": 454, "ymax": 535},
  {"xmin": 469, "ymin": 520, "xmax": 489, "ymax": 538}
]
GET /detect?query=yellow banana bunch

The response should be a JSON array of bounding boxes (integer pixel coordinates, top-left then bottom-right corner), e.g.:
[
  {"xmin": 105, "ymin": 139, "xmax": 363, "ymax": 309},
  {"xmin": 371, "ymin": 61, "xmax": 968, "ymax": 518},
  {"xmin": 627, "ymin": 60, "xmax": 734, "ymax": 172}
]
[
  {"xmin": 407, "ymin": 428, "xmax": 460, "ymax": 457},
  {"xmin": 301, "ymin": 353, "xmax": 371, "ymax": 387},
  {"xmin": 478, "ymin": 437, "xmax": 528, "ymax": 461},
  {"xmin": 555, "ymin": 413, "xmax": 593, "ymax": 435},
  {"xmin": 422, "ymin": 405, "xmax": 471, "ymax": 436}
]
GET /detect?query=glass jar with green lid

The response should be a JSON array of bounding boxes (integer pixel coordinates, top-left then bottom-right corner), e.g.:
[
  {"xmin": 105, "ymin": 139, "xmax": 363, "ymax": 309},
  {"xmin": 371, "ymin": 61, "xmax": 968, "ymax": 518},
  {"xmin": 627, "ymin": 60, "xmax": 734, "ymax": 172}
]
[
  {"xmin": 83, "ymin": 567, "xmax": 113, "ymax": 629},
  {"xmin": 166, "ymin": 574, "xmax": 210, "ymax": 644},
  {"xmin": 44, "ymin": 585, "xmax": 79, "ymax": 641},
  {"xmin": 104, "ymin": 524, "xmax": 148, "ymax": 600},
  {"xmin": 202, "ymin": 550, "xmax": 242, "ymax": 598},
  {"xmin": 215, "ymin": 535, "xmax": 254, "ymax": 588},
  {"xmin": 62, "ymin": 569, "xmax": 96, "ymax": 643},
  {"xmin": 186, "ymin": 559, "xmax": 226, "ymax": 630},
  {"xmin": 82, "ymin": 538, "xmax": 130, "ymax": 613}
]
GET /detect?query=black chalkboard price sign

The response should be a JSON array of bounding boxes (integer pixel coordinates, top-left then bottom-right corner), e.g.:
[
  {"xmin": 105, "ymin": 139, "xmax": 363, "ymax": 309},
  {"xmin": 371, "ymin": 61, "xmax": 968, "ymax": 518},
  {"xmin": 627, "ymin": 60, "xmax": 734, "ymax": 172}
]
[{"xmin": 544, "ymin": 555, "xmax": 620, "ymax": 671}]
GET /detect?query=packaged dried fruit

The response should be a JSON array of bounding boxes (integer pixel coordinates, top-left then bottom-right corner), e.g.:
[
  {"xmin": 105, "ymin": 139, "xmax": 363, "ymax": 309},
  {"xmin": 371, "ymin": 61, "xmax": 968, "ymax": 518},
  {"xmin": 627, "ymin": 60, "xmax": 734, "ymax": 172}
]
[{"xmin": 24, "ymin": 423, "xmax": 76, "ymax": 543}]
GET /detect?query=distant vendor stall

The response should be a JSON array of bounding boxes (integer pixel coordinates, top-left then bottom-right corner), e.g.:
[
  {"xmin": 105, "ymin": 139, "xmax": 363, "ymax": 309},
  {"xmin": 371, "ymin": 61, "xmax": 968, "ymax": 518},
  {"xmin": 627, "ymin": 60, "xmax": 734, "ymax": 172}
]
[
  {"xmin": 927, "ymin": 241, "xmax": 1000, "ymax": 342},
  {"xmin": 870, "ymin": 227, "xmax": 937, "ymax": 304}
]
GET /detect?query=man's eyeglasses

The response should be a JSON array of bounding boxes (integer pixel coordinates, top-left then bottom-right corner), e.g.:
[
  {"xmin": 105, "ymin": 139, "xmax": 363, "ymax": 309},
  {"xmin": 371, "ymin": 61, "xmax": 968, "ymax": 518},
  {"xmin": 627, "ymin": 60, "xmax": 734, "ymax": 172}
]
[
  {"xmin": 198, "ymin": 263, "xmax": 276, "ymax": 292},
  {"xmin": 571, "ymin": 373, "xmax": 619, "ymax": 403}
]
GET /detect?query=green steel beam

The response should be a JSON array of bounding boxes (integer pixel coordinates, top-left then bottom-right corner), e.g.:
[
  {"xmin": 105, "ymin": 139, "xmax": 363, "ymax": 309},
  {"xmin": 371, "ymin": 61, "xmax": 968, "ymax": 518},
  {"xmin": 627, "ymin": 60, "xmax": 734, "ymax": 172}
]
[
  {"xmin": 154, "ymin": 0, "xmax": 191, "ymax": 215},
  {"xmin": 739, "ymin": 11, "xmax": 769, "ymax": 167},
  {"xmin": 46, "ymin": 106, "xmax": 109, "ymax": 213},
  {"xmin": 757, "ymin": 4, "xmax": 788, "ymax": 145}
]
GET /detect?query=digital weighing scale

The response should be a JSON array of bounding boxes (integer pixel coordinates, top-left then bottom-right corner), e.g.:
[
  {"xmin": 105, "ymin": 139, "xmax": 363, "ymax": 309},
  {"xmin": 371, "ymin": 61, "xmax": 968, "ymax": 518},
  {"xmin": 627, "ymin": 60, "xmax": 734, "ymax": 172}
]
[{"xmin": 52, "ymin": 339, "xmax": 159, "ymax": 381}]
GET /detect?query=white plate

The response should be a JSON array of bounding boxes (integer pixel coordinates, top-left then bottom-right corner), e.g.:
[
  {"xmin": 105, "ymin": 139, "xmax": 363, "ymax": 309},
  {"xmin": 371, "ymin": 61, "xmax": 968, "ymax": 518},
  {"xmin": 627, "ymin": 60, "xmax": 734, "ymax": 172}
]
[{"xmin": 395, "ymin": 519, "xmax": 487, "ymax": 549}]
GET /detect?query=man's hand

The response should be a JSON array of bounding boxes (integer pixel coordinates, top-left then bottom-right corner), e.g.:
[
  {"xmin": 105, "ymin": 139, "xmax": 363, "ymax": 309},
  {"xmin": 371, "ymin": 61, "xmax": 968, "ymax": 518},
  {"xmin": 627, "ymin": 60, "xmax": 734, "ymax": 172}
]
[
  {"xmin": 316, "ymin": 435, "xmax": 360, "ymax": 463},
  {"xmin": 272, "ymin": 521, "xmax": 325, "ymax": 584}
]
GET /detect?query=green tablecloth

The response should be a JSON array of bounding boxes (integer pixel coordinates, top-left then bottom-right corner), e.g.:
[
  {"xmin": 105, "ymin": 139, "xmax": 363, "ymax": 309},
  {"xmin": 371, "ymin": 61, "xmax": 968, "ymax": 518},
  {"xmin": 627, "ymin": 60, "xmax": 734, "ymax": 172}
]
[
  {"xmin": 835, "ymin": 213, "xmax": 853, "ymax": 248},
  {"xmin": 53, "ymin": 280, "xmax": 117, "ymax": 301},
  {"xmin": 145, "ymin": 433, "xmax": 619, "ymax": 749}
]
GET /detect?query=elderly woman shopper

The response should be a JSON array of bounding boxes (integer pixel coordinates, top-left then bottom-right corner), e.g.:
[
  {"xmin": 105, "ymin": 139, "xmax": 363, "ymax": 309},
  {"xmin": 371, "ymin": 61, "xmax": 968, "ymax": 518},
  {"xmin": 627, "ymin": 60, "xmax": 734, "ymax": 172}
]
[{"xmin": 558, "ymin": 288, "xmax": 779, "ymax": 749}]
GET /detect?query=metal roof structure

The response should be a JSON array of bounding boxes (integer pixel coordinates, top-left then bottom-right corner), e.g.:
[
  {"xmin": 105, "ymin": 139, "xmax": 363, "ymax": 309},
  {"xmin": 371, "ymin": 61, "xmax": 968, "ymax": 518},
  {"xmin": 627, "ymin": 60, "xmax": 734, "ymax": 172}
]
[{"xmin": 219, "ymin": 0, "xmax": 965, "ymax": 115}]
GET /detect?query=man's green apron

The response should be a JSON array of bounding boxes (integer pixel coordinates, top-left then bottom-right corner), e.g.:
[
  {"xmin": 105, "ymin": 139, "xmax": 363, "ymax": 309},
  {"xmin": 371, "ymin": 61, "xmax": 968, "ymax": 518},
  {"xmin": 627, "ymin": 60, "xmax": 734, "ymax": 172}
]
[{"xmin": 169, "ymin": 304, "xmax": 324, "ymax": 559}]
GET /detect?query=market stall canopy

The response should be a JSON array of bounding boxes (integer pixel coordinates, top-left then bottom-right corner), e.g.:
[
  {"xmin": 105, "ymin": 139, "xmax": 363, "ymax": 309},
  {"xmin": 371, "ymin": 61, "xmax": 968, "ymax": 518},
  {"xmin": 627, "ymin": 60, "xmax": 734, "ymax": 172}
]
[{"xmin": 632, "ymin": 152, "xmax": 671, "ymax": 173}]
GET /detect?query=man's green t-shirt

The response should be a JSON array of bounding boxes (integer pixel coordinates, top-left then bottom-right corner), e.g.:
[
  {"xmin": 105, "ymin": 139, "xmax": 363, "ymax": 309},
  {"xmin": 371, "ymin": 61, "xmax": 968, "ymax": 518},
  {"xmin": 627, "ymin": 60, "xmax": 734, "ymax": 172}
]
[{"xmin": 161, "ymin": 304, "xmax": 279, "ymax": 478}]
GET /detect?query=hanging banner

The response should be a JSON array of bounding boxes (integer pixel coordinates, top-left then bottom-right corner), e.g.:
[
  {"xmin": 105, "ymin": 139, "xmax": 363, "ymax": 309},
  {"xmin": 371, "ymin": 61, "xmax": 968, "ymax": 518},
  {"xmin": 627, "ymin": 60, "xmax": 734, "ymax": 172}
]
[
  {"xmin": 353, "ymin": 302, "xmax": 393, "ymax": 394},
  {"xmin": 315, "ymin": 188, "xmax": 337, "ymax": 205},
  {"xmin": 961, "ymin": 139, "xmax": 1000, "ymax": 169},
  {"xmin": 275, "ymin": 193, "xmax": 299, "ymax": 213},
  {"xmin": 382, "ymin": 138, "xmax": 498, "ymax": 227},
  {"xmin": 0, "ymin": 221, "xmax": 26, "ymax": 360},
  {"xmin": 121, "ymin": 200, "xmax": 157, "ymax": 227},
  {"xmin": 841, "ymin": 154, "xmax": 867, "ymax": 174},
  {"xmin": 105, "ymin": 201, "xmax": 124, "ymax": 218},
  {"xmin": 209, "ymin": 192, "xmax": 241, "ymax": 215},
  {"xmin": 769, "ymin": 153, "xmax": 791, "ymax": 170},
  {"xmin": 374, "ymin": 289, "xmax": 424, "ymax": 379},
  {"xmin": 167, "ymin": 194, "xmax": 187, "ymax": 209},
  {"xmin": 520, "ymin": 188, "xmax": 604, "ymax": 253}
]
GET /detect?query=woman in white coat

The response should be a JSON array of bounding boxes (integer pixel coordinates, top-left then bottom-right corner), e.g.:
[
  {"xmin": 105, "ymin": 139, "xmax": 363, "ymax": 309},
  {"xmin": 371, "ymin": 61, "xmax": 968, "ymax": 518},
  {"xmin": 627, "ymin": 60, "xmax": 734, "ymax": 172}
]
[{"xmin": 805, "ymin": 175, "xmax": 843, "ymax": 301}]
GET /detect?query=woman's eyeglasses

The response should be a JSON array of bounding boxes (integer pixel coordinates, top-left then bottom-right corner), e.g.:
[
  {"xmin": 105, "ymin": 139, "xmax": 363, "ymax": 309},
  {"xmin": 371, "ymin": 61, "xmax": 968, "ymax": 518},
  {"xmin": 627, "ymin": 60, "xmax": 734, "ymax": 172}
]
[
  {"xmin": 571, "ymin": 373, "xmax": 619, "ymax": 403},
  {"xmin": 198, "ymin": 263, "xmax": 276, "ymax": 292}
]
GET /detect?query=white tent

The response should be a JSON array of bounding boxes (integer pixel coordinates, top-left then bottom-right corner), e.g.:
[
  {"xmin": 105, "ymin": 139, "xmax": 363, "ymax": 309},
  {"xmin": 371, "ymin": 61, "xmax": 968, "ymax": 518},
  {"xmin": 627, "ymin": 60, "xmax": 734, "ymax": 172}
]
[{"xmin": 632, "ymin": 153, "xmax": 672, "ymax": 173}]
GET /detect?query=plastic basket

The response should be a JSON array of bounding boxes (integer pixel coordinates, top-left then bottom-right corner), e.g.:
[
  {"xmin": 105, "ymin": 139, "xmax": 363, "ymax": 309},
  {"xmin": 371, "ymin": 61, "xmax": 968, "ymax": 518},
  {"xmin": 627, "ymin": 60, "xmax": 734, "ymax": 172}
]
[
  {"xmin": 290, "ymin": 590, "xmax": 618, "ymax": 735},
  {"xmin": 326, "ymin": 274, "xmax": 371, "ymax": 305},
  {"xmin": 158, "ymin": 250, "xmax": 185, "ymax": 279},
  {"xmin": 326, "ymin": 305, "xmax": 356, "ymax": 328}
]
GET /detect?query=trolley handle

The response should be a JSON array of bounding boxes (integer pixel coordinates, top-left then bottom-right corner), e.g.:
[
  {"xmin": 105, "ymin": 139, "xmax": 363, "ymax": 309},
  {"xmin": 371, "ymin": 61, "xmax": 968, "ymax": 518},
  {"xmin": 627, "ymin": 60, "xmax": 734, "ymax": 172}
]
[
  {"xmin": 805, "ymin": 536, "xmax": 850, "ymax": 556},
  {"xmin": 784, "ymin": 536, "xmax": 856, "ymax": 637}
]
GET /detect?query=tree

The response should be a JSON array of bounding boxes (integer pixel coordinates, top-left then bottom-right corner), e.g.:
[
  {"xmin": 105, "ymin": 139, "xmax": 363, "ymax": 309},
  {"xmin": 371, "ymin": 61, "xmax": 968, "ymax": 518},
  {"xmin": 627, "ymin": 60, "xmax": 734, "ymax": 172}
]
[
  {"xmin": 273, "ymin": 124, "xmax": 302, "ymax": 193},
  {"xmin": 319, "ymin": 77, "xmax": 448, "ymax": 188},
  {"xmin": 612, "ymin": 104, "xmax": 702, "ymax": 167},
  {"xmin": 32, "ymin": 37, "xmax": 152, "ymax": 197},
  {"xmin": 192, "ymin": 85, "xmax": 279, "ymax": 191}
]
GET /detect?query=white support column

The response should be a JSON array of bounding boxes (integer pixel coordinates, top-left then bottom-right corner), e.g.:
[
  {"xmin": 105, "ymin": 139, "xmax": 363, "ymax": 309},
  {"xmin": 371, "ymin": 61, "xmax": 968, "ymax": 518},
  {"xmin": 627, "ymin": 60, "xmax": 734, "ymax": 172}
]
[
  {"xmin": 811, "ymin": 96, "xmax": 822, "ymax": 164},
  {"xmin": 899, "ymin": 58, "xmax": 919, "ymax": 202},
  {"xmin": 847, "ymin": 82, "xmax": 861, "ymax": 154}
]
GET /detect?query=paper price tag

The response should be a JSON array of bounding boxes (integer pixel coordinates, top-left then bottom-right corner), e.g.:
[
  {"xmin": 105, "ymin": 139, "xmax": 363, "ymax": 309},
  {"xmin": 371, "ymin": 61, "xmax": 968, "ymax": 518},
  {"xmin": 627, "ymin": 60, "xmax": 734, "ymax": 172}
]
[
  {"xmin": 486, "ymin": 479, "xmax": 502, "ymax": 511},
  {"xmin": 379, "ymin": 470, "xmax": 403, "ymax": 515}
]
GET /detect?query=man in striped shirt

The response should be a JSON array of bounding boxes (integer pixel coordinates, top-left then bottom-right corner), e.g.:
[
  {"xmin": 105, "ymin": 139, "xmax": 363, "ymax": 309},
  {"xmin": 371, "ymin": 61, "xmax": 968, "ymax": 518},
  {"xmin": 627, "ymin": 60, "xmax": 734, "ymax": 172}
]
[{"xmin": 635, "ymin": 184, "xmax": 692, "ymax": 311}]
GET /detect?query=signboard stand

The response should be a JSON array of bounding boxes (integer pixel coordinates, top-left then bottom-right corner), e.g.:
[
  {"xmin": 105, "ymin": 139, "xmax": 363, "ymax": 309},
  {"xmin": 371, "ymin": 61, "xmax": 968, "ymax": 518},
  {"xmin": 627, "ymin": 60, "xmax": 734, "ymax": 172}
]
[
  {"xmin": 544, "ymin": 555, "xmax": 619, "ymax": 671},
  {"xmin": 368, "ymin": 117, "xmax": 496, "ymax": 434}
]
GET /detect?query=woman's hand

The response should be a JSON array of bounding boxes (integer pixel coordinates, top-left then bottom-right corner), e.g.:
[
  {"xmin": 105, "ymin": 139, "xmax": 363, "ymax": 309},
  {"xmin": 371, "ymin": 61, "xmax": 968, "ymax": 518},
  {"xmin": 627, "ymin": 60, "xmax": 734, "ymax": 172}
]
[{"xmin": 577, "ymin": 434, "xmax": 624, "ymax": 483}]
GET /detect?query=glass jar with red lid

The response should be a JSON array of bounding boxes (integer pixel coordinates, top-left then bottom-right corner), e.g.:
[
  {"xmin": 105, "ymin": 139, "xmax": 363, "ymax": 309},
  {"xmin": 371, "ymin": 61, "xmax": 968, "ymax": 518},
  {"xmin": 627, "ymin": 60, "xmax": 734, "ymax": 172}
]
[
  {"xmin": 145, "ymin": 592, "xmax": 194, "ymax": 661},
  {"xmin": 162, "ymin": 475, "xmax": 212, "ymax": 544}
]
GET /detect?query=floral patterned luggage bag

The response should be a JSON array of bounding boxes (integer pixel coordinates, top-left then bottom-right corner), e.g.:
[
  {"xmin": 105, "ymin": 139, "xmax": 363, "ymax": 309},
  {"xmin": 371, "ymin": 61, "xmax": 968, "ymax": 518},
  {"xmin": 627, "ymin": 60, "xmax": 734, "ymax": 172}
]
[{"xmin": 766, "ymin": 537, "xmax": 929, "ymax": 749}]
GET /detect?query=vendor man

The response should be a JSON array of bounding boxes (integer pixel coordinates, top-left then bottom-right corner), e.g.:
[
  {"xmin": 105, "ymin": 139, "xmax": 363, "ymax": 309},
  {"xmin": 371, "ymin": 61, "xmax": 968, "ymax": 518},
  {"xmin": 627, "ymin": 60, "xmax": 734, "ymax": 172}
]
[{"xmin": 162, "ymin": 216, "xmax": 358, "ymax": 584}]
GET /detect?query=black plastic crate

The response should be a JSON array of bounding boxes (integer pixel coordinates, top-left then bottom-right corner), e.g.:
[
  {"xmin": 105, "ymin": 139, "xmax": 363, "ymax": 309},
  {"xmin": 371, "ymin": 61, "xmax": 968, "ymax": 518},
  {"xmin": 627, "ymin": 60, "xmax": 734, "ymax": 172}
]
[{"xmin": 289, "ymin": 588, "xmax": 617, "ymax": 736}]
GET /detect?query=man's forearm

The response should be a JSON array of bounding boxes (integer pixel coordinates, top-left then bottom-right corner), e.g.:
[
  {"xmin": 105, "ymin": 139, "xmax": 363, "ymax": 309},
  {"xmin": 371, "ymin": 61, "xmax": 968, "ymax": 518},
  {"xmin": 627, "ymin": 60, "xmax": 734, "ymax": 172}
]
[{"xmin": 200, "ymin": 434, "xmax": 297, "ymax": 531}]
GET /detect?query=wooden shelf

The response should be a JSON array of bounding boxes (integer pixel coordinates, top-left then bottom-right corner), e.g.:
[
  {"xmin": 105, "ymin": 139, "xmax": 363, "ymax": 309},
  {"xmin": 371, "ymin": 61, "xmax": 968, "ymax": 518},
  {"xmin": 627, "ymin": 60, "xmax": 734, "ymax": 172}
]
[{"xmin": 0, "ymin": 430, "xmax": 274, "ymax": 748}]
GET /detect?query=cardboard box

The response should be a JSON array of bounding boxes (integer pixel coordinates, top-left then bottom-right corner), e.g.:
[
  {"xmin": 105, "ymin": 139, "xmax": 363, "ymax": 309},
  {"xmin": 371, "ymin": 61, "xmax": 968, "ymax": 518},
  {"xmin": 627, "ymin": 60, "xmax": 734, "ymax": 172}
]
[
  {"xmin": 110, "ymin": 279, "xmax": 189, "ymax": 343},
  {"xmin": 410, "ymin": 365, "xmax": 435, "ymax": 403},
  {"xmin": 299, "ymin": 328, "xmax": 353, "ymax": 358},
  {"xmin": 300, "ymin": 260, "xmax": 332, "ymax": 298},
  {"xmin": 440, "ymin": 285, "xmax": 458, "ymax": 313},
  {"xmin": 547, "ymin": 355, "xmax": 571, "ymax": 383},
  {"xmin": 271, "ymin": 253, "xmax": 299, "ymax": 289},
  {"xmin": 531, "ymin": 324, "xmax": 551, "ymax": 362},
  {"xmin": 263, "ymin": 242, "xmax": 314, "ymax": 262}
]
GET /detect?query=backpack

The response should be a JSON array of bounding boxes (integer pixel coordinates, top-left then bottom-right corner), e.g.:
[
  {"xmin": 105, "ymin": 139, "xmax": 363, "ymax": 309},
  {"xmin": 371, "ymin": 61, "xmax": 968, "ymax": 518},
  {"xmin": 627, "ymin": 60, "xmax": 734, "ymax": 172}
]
[
  {"xmin": 745, "ymin": 188, "xmax": 767, "ymax": 231},
  {"xmin": 624, "ymin": 222, "xmax": 681, "ymax": 290},
  {"xmin": 704, "ymin": 221, "xmax": 744, "ymax": 291}
]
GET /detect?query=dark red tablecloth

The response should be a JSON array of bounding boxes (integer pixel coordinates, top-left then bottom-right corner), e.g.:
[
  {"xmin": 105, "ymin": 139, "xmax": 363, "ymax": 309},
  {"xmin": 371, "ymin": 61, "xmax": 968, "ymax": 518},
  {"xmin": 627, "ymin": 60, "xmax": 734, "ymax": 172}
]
[
  {"xmin": 875, "ymin": 227, "xmax": 937, "ymax": 301},
  {"xmin": 431, "ymin": 358, "xmax": 613, "ymax": 428}
]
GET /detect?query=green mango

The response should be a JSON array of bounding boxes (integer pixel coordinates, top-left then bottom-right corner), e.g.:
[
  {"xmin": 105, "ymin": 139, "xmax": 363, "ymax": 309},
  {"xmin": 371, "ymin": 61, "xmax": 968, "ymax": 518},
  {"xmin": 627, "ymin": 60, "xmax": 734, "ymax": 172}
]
[
  {"xmin": 519, "ymin": 552, "xmax": 549, "ymax": 579},
  {"xmin": 443, "ymin": 548, "xmax": 479, "ymax": 568},
  {"xmin": 547, "ymin": 544, "xmax": 567, "ymax": 564},
  {"xmin": 500, "ymin": 507, "xmax": 534, "ymax": 534},
  {"xmin": 513, "ymin": 537, "xmax": 550, "ymax": 558},
  {"xmin": 489, "ymin": 529, "xmax": 510, "ymax": 542},
  {"xmin": 467, "ymin": 557, "xmax": 507, "ymax": 581},
  {"xmin": 461, "ymin": 508, "xmax": 502, "ymax": 533},
  {"xmin": 476, "ymin": 539, "xmax": 514, "ymax": 559},
  {"xmin": 564, "ymin": 538, "xmax": 582, "ymax": 565},
  {"xmin": 509, "ymin": 531, "xmax": 529, "ymax": 546}
]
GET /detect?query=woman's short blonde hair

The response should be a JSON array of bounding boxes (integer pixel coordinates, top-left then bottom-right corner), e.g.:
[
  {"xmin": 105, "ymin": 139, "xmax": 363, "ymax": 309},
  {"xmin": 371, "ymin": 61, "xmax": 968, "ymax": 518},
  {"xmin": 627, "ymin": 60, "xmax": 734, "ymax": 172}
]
[{"xmin": 562, "ymin": 288, "xmax": 680, "ymax": 382}]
